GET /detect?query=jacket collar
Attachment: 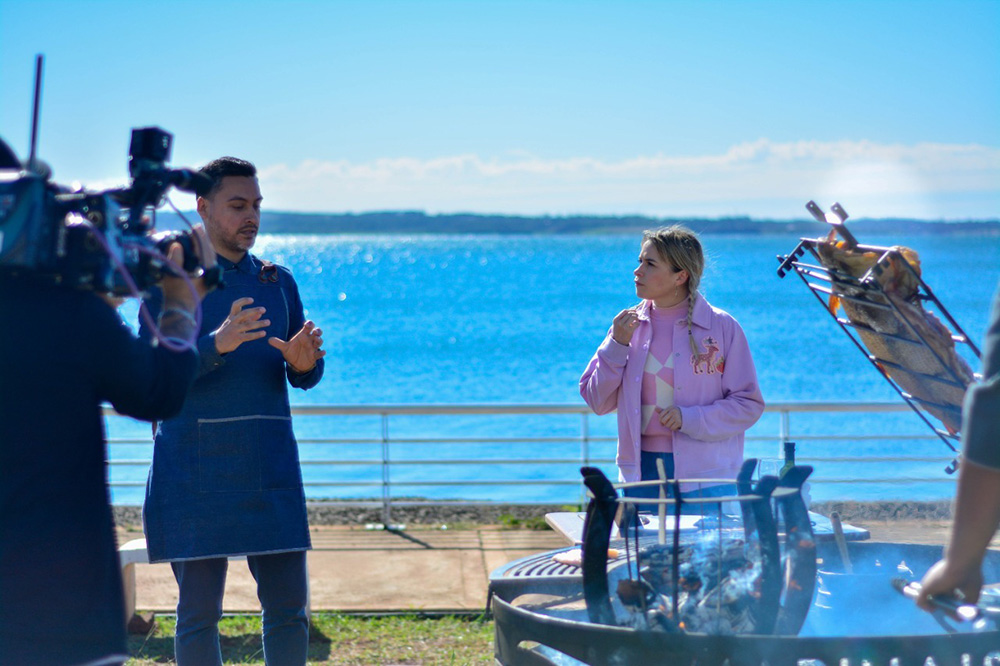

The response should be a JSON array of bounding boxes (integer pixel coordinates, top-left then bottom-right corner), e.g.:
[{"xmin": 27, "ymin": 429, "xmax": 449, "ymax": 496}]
[
  {"xmin": 218, "ymin": 252, "xmax": 259, "ymax": 275},
  {"xmin": 636, "ymin": 292, "xmax": 712, "ymax": 328}
]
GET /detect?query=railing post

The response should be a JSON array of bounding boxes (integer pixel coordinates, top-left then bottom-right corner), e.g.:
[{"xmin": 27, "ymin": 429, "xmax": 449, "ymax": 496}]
[
  {"xmin": 381, "ymin": 413, "xmax": 391, "ymax": 527},
  {"xmin": 779, "ymin": 407, "xmax": 791, "ymax": 457}
]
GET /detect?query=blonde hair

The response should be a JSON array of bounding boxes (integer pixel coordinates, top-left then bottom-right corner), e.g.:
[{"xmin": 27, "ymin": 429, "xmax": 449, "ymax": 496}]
[{"xmin": 642, "ymin": 225, "xmax": 706, "ymax": 356}]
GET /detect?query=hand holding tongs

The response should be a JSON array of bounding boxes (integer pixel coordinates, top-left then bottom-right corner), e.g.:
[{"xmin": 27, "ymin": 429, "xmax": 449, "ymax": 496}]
[{"xmin": 892, "ymin": 578, "xmax": 1000, "ymax": 633}]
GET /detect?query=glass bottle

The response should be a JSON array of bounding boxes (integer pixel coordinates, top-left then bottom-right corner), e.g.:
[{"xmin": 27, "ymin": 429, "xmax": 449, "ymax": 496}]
[{"xmin": 779, "ymin": 441, "xmax": 796, "ymax": 478}]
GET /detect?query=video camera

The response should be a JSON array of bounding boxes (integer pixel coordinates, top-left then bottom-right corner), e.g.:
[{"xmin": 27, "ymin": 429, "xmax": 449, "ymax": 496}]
[
  {"xmin": 0, "ymin": 127, "xmax": 222, "ymax": 295},
  {"xmin": 0, "ymin": 57, "xmax": 221, "ymax": 295}
]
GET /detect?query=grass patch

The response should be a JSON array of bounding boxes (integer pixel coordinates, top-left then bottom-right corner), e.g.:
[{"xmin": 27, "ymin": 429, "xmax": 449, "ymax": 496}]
[
  {"xmin": 497, "ymin": 513, "xmax": 551, "ymax": 530},
  {"xmin": 498, "ymin": 505, "xmax": 580, "ymax": 530},
  {"xmin": 127, "ymin": 613, "xmax": 494, "ymax": 665}
]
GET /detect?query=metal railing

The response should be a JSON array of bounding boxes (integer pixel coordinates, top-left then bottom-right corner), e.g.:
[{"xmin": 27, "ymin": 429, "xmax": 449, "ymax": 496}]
[{"xmin": 104, "ymin": 401, "xmax": 956, "ymax": 525}]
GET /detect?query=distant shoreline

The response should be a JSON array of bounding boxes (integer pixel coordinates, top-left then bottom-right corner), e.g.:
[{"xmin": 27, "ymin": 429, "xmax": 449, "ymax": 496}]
[{"xmin": 155, "ymin": 211, "xmax": 1000, "ymax": 236}]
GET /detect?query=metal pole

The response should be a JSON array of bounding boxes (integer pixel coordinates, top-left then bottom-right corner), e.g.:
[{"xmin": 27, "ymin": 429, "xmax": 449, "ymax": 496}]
[
  {"xmin": 381, "ymin": 413, "xmax": 391, "ymax": 527},
  {"xmin": 779, "ymin": 408, "xmax": 790, "ymax": 458}
]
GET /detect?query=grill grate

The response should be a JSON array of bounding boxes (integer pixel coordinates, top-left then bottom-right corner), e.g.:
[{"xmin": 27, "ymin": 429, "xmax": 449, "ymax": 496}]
[{"xmin": 506, "ymin": 552, "xmax": 582, "ymax": 578}]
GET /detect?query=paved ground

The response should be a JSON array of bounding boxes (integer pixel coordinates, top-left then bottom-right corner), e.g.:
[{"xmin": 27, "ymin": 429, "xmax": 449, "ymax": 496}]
[
  {"xmin": 118, "ymin": 518, "xmax": 1000, "ymax": 614},
  {"xmin": 120, "ymin": 525, "xmax": 568, "ymax": 613}
]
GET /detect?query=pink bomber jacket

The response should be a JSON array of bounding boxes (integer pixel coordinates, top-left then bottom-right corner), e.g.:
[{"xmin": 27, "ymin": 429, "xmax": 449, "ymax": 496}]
[{"xmin": 580, "ymin": 294, "xmax": 765, "ymax": 491}]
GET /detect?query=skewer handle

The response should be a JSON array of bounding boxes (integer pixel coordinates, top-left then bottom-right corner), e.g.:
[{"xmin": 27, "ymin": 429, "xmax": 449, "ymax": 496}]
[
  {"xmin": 830, "ymin": 511, "xmax": 853, "ymax": 574},
  {"xmin": 891, "ymin": 578, "xmax": 984, "ymax": 623}
]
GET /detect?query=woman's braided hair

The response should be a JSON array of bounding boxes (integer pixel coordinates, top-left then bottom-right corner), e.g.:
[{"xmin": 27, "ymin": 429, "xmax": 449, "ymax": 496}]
[{"xmin": 641, "ymin": 225, "xmax": 705, "ymax": 356}]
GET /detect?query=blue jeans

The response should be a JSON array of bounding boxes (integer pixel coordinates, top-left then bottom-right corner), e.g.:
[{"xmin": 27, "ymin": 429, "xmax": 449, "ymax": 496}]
[
  {"xmin": 622, "ymin": 451, "xmax": 738, "ymax": 515},
  {"xmin": 171, "ymin": 550, "xmax": 309, "ymax": 666}
]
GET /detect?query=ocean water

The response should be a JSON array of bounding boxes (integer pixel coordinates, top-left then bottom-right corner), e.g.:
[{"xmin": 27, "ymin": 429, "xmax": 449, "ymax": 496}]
[{"xmin": 108, "ymin": 231, "xmax": 1000, "ymax": 504}]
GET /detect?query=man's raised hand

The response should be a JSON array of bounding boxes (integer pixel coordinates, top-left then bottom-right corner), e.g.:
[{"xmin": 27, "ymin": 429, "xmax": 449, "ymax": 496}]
[
  {"xmin": 214, "ymin": 297, "xmax": 270, "ymax": 354},
  {"xmin": 269, "ymin": 320, "xmax": 325, "ymax": 374}
]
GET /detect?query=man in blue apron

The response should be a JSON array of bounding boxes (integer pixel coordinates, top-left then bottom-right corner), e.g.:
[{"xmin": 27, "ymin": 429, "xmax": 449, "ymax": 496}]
[{"xmin": 141, "ymin": 157, "xmax": 325, "ymax": 665}]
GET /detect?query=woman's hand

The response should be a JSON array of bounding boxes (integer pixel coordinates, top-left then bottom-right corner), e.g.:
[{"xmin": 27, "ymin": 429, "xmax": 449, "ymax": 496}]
[
  {"xmin": 659, "ymin": 406, "xmax": 683, "ymax": 431},
  {"xmin": 612, "ymin": 309, "xmax": 640, "ymax": 346}
]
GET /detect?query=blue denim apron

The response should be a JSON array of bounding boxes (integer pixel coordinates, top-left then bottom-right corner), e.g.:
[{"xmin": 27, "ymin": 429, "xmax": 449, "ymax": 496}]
[{"xmin": 142, "ymin": 253, "xmax": 320, "ymax": 562}]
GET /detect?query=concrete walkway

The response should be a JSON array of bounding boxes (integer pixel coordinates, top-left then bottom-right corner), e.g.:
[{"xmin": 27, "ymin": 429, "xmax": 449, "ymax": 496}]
[
  {"xmin": 121, "ymin": 525, "xmax": 568, "ymax": 613},
  {"xmin": 119, "ymin": 518, "xmax": 997, "ymax": 614}
]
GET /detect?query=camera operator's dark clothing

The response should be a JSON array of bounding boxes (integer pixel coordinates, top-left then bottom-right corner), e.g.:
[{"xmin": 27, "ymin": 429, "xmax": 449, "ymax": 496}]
[
  {"xmin": 964, "ymin": 281, "xmax": 1000, "ymax": 470},
  {"xmin": 140, "ymin": 252, "xmax": 323, "ymax": 562},
  {"xmin": 0, "ymin": 281, "xmax": 197, "ymax": 665}
]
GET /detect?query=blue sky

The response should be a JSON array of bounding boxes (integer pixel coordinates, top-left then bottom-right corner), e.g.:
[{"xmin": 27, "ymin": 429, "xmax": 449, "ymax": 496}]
[{"xmin": 2, "ymin": 0, "xmax": 998, "ymax": 219}]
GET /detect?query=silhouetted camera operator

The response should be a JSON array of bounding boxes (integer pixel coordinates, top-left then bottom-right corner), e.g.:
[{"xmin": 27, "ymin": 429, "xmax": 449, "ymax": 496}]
[{"xmin": 0, "ymin": 129, "xmax": 220, "ymax": 665}]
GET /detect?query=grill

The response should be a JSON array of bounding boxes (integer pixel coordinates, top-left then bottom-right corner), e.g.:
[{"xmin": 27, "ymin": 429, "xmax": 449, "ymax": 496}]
[{"xmin": 489, "ymin": 463, "xmax": 1000, "ymax": 665}]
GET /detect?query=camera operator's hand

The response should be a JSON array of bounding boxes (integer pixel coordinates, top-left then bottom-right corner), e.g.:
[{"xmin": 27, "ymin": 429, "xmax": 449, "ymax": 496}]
[
  {"xmin": 160, "ymin": 225, "xmax": 217, "ymax": 311},
  {"xmin": 158, "ymin": 226, "xmax": 217, "ymax": 340},
  {"xmin": 214, "ymin": 298, "xmax": 271, "ymax": 355}
]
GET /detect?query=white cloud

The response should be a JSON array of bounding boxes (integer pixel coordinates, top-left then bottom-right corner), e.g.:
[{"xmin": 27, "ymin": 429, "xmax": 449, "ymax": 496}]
[{"xmin": 253, "ymin": 139, "xmax": 1000, "ymax": 218}]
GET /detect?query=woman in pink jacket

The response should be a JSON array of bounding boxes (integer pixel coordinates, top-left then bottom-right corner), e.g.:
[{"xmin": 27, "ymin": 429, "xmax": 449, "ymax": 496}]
[{"xmin": 580, "ymin": 226, "xmax": 765, "ymax": 509}]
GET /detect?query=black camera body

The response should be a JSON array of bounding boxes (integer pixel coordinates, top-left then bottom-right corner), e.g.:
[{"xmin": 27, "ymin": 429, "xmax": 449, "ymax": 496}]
[{"xmin": 0, "ymin": 127, "xmax": 214, "ymax": 295}]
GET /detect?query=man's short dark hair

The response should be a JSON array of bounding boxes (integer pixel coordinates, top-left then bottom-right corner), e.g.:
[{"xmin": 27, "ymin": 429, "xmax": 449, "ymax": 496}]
[{"xmin": 197, "ymin": 157, "xmax": 257, "ymax": 198}]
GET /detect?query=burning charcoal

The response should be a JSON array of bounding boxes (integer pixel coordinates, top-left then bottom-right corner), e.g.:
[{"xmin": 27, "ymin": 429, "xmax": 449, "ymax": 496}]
[
  {"xmin": 625, "ymin": 532, "xmax": 771, "ymax": 636},
  {"xmin": 638, "ymin": 543, "xmax": 682, "ymax": 570},
  {"xmin": 678, "ymin": 595, "xmax": 700, "ymax": 624},
  {"xmin": 727, "ymin": 606, "xmax": 757, "ymax": 633},
  {"xmin": 616, "ymin": 578, "xmax": 657, "ymax": 611},
  {"xmin": 680, "ymin": 573, "xmax": 703, "ymax": 595},
  {"xmin": 682, "ymin": 604, "xmax": 735, "ymax": 635},
  {"xmin": 699, "ymin": 580, "xmax": 738, "ymax": 609},
  {"xmin": 688, "ymin": 580, "xmax": 761, "ymax": 635},
  {"xmin": 645, "ymin": 604, "xmax": 682, "ymax": 633}
]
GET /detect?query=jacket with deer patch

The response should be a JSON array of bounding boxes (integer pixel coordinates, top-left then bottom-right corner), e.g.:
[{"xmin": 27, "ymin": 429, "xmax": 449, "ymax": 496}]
[{"xmin": 580, "ymin": 294, "xmax": 764, "ymax": 492}]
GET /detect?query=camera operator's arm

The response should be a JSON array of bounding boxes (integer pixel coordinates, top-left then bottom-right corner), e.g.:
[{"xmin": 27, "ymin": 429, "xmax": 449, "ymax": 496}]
[
  {"xmin": 138, "ymin": 228, "xmax": 223, "ymax": 377},
  {"xmin": 157, "ymin": 232, "xmax": 215, "ymax": 340},
  {"xmin": 96, "ymin": 231, "xmax": 217, "ymax": 420}
]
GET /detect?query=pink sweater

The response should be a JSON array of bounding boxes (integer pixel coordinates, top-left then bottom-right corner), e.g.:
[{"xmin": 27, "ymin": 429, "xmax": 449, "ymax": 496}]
[
  {"xmin": 580, "ymin": 294, "xmax": 765, "ymax": 491},
  {"xmin": 640, "ymin": 302, "xmax": 688, "ymax": 451}
]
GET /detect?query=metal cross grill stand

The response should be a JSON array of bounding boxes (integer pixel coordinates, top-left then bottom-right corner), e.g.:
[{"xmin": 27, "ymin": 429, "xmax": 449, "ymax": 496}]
[
  {"xmin": 578, "ymin": 461, "xmax": 817, "ymax": 639},
  {"xmin": 776, "ymin": 201, "xmax": 981, "ymax": 473}
]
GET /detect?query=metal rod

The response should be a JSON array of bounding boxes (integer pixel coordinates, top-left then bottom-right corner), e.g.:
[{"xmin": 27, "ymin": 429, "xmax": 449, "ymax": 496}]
[
  {"xmin": 779, "ymin": 408, "xmax": 790, "ymax": 459},
  {"xmin": 27, "ymin": 55, "xmax": 43, "ymax": 171},
  {"xmin": 830, "ymin": 511, "xmax": 853, "ymax": 574},
  {"xmin": 671, "ymin": 478, "xmax": 681, "ymax": 625},
  {"xmin": 656, "ymin": 457, "xmax": 667, "ymax": 545},
  {"xmin": 381, "ymin": 413, "xmax": 391, "ymax": 527}
]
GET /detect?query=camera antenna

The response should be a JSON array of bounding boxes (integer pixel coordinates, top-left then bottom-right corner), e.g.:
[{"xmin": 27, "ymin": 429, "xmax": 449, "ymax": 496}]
[{"xmin": 27, "ymin": 54, "xmax": 43, "ymax": 174}]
